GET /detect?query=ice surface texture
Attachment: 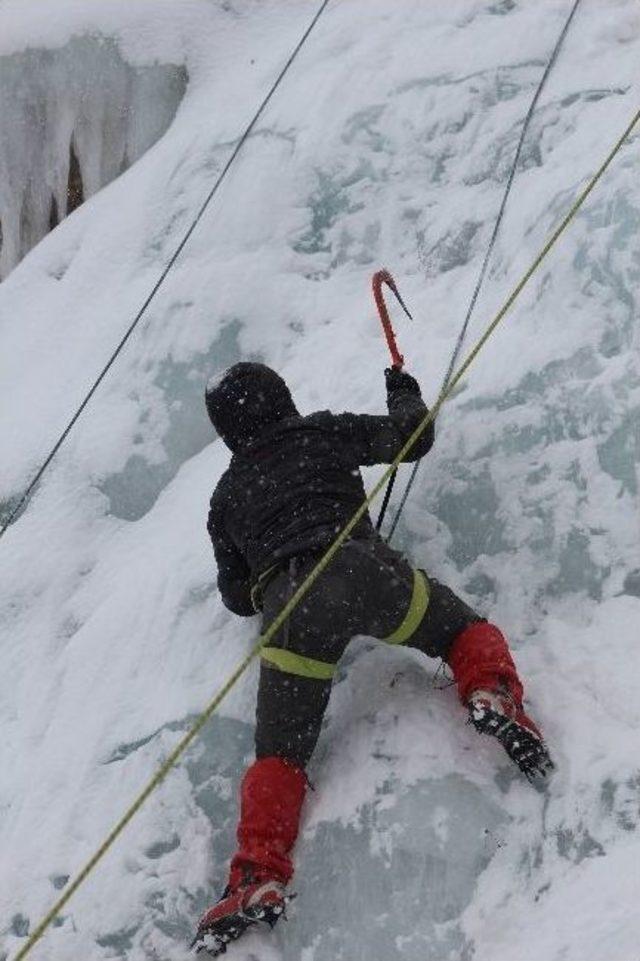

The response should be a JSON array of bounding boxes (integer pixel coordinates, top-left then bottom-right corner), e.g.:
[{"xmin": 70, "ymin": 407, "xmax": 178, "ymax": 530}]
[
  {"xmin": 0, "ymin": 1, "xmax": 639, "ymax": 960},
  {"xmin": 0, "ymin": 35, "xmax": 187, "ymax": 278}
]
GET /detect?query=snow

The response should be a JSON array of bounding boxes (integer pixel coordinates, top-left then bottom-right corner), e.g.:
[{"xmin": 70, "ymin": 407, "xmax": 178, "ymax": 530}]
[
  {"xmin": 1, "ymin": 0, "xmax": 639, "ymax": 959},
  {"xmin": 205, "ymin": 368, "xmax": 232, "ymax": 397}
]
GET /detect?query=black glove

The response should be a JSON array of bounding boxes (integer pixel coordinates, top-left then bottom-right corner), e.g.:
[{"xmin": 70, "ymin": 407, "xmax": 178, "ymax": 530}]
[{"xmin": 384, "ymin": 367, "xmax": 421, "ymax": 396}]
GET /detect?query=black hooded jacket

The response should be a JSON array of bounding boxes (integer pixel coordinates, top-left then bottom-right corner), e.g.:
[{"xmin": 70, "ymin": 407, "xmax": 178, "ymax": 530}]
[{"xmin": 206, "ymin": 363, "xmax": 434, "ymax": 616}]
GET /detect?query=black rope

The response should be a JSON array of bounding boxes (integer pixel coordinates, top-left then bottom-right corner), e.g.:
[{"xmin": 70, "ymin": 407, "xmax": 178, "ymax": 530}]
[
  {"xmin": 384, "ymin": 0, "xmax": 583, "ymax": 542},
  {"xmin": 0, "ymin": 0, "xmax": 331, "ymax": 541},
  {"xmin": 375, "ymin": 468, "xmax": 397, "ymax": 530}
]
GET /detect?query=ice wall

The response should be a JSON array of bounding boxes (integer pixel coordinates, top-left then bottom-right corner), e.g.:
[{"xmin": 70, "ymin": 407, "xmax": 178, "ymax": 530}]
[
  {"xmin": 0, "ymin": 36, "xmax": 187, "ymax": 278},
  {"xmin": 0, "ymin": 1, "xmax": 639, "ymax": 960}
]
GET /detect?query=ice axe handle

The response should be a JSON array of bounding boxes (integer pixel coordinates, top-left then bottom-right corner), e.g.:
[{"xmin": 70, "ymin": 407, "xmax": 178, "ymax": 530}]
[{"xmin": 372, "ymin": 268, "xmax": 414, "ymax": 532}]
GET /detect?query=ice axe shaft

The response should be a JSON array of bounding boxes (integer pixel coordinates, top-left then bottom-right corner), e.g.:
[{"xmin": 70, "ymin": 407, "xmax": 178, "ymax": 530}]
[
  {"xmin": 371, "ymin": 269, "xmax": 413, "ymax": 532},
  {"xmin": 372, "ymin": 269, "xmax": 412, "ymax": 370}
]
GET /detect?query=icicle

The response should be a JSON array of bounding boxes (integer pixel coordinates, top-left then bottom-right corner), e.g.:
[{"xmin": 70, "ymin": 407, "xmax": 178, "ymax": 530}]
[
  {"xmin": 0, "ymin": 35, "xmax": 187, "ymax": 279},
  {"xmin": 67, "ymin": 140, "xmax": 84, "ymax": 216}
]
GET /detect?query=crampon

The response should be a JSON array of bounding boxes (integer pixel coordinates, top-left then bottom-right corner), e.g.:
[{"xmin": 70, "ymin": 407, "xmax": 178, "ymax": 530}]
[
  {"xmin": 192, "ymin": 880, "xmax": 292, "ymax": 957},
  {"xmin": 467, "ymin": 689, "xmax": 554, "ymax": 782}
]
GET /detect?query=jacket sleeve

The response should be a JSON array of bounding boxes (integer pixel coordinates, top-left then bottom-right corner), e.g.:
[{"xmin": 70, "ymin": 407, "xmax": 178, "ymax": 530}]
[
  {"xmin": 327, "ymin": 378, "xmax": 435, "ymax": 467},
  {"xmin": 207, "ymin": 487, "xmax": 255, "ymax": 617}
]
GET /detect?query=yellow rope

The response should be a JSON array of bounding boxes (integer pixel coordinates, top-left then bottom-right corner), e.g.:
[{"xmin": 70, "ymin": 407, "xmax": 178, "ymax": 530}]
[{"xmin": 13, "ymin": 104, "xmax": 640, "ymax": 961}]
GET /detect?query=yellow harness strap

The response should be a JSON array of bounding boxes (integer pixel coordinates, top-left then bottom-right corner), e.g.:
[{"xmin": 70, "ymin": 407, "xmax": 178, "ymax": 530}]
[
  {"xmin": 260, "ymin": 646, "xmax": 337, "ymax": 680},
  {"xmin": 260, "ymin": 568, "xmax": 430, "ymax": 678},
  {"xmin": 381, "ymin": 569, "xmax": 430, "ymax": 645}
]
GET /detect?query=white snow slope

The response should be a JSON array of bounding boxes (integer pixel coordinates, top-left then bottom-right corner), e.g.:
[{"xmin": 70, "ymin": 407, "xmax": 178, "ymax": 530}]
[{"xmin": 1, "ymin": 1, "xmax": 639, "ymax": 959}]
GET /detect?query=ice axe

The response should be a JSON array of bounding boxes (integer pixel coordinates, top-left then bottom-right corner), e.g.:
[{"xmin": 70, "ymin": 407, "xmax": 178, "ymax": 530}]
[
  {"xmin": 371, "ymin": 269, "xmax": 413, "ymax": 532},
  {"xmin": 372, "ymin": 268, "xmax": 412, "ymax": 371}
]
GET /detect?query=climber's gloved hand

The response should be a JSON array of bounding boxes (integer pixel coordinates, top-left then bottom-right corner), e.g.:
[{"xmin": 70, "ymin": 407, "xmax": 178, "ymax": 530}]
[{"xmin": 384, "ymin": 366, "xmax": 421, "ymax": 396}]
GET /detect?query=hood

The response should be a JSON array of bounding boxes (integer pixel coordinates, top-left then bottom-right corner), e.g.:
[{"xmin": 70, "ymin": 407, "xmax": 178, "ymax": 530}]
[{"xmin": 205, "ymin": 362, "xmax": 298, "ymax": 451}]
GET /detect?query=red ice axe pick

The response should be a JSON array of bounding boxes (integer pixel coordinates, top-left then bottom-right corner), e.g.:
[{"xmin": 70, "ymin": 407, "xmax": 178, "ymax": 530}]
[
  {"xmin": 372, "ymin": 268, "xmax": 413, "ymax": 370},
  {"xmin": 371, "ymin": 268, "xmax": 413, "ymax": 532}
]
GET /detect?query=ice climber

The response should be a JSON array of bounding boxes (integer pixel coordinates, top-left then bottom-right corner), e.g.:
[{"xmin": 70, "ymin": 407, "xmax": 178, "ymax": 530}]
[{"xmin": 194, "ymin": 361, "xmax": 553, "ymax": 955}]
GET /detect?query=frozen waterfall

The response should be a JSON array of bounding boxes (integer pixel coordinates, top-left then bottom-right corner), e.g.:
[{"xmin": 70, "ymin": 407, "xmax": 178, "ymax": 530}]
[{"xmin": 0, "ymin": 36, "xmax": 187, "ymax": 279}]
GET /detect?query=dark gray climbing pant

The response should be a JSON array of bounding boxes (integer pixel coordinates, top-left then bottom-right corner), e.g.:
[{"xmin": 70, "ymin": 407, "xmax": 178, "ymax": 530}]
[{"xmin": 255, "ymin": 534, "xmax": 482, "ymax": 769}]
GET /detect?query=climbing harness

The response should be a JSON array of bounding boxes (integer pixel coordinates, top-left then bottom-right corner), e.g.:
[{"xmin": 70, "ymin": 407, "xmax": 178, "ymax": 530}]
[
  {"xmin": 0, "ymin": 0, "xmax": 331, "ymax": 542},
  {"xmin": 260, "ymin": 568, "xmax": 429, "ymax": 680},
  {"xmin": 14, "ymin": 102, "xmax": 640, "ymax": 961},
  {"xmin": 384, "ymin": 0, "xmax": 584, "ymax": 541},
  {"xmin": 371, "ymin": 268, "xmax": 414, "ymax": 531}
]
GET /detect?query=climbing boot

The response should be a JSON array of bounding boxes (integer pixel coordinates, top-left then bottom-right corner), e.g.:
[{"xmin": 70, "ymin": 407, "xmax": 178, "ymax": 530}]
[
  {"xmin": 193, "ymin": 879, "xmax": 290, "ymax": 956},
  {"xmin": 193, "ymin": 756, "xmax": 306, "ymax": 955},
  {"xmin": 448, "ymin": 622, "xmax": 553, "ymax": 781},
  {"xmin": 467, "ymin": 687, "xmax": 554, "ymax": 781}
]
